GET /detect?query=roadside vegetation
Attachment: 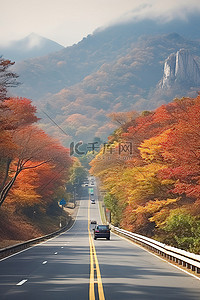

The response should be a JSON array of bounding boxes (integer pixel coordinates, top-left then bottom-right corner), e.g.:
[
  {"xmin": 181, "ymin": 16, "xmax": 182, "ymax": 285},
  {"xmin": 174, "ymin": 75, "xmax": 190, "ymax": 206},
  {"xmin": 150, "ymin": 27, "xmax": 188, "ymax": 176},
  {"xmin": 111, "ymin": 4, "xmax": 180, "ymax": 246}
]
[
  {"xmin": 90, "ymin": 94, "xmax": 200, "ymax": 253},
  {"xmin": 0, "ymin": 57, "xmax": 86, "ymax": 247},
  {"xmin": 2, "ymin": 56, "xmax": 200, "ymax": 254}
]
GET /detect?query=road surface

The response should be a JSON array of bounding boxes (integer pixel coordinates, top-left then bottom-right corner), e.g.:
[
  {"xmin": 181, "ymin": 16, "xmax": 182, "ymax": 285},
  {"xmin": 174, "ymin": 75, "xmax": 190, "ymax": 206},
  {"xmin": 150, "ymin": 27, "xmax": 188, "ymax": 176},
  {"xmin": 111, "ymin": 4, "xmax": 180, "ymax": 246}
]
[{"xmin": 0, "ymin": 180, "xmax": 200, "ymax": 299}]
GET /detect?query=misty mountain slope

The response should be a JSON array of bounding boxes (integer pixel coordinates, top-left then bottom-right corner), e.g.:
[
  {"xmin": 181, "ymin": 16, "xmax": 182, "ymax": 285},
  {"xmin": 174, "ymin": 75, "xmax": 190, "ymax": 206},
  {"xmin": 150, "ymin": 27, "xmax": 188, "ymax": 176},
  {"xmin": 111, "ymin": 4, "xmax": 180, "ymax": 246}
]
[
  {"xmin": 11, "ymin": 14, "xmax": 200, "ymax": 100},
  {"xmin": 38, "ymin": 33, "xmax": 200, "ymax": 145},
  {"xmin": 0, "ymin": 33, "xmax": 64, "ymax": 62},
  {"xmin": 43, "ymin": 33, "xmax": 200, "ymax": 109},
  {"xmin": 12, "ymin": 32, "xmax": 136, "ymax": 99}
]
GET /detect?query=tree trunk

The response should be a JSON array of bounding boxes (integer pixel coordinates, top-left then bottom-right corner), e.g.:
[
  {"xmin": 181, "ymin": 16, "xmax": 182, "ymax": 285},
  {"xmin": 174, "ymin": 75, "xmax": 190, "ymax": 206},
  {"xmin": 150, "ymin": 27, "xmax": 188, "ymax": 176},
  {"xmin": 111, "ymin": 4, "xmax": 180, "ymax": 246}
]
[
  {"xmin": 0, "ymin": 158, "xmax": 12, "ymax": 191},
  {"xmin": 0, "ymin": 171, "xmax": 19, "ymax": 207}
]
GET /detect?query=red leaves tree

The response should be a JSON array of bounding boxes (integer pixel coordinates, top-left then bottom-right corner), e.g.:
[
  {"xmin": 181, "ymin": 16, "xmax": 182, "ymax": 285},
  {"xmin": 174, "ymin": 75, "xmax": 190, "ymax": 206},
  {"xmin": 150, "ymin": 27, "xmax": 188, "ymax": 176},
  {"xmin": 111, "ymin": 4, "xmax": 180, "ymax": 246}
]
[
  {"xmin": 91, "ymin": 94, "xmax": 200, "ymax": 239},
  {"xmin": 0, "ymin": 98, "xmax": 39, "ymax": 196},
  {"xmin": 0, "ymin": 125, "xmax": 72, "ymax": 207},
  {"xmin": 0, "ymin": 61, "xmax": 72, "ymax": 213},
  {"xmin": 159, "ymin": 95, "xmax": 200, "ymax": 209}
]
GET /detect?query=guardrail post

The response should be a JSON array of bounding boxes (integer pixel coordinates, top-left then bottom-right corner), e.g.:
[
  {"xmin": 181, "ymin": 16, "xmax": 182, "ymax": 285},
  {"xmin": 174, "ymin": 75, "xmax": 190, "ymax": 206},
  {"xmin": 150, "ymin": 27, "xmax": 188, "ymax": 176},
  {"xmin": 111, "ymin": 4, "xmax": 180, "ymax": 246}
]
[
  {"xmin": 196, "ymin": 267, "xmax": 200, "ymax": 274},
  {"xmin": 186, "ymin": 263, "xmax": 191, "ymax": 269},
  {"xmin": 178, "ymin": 259, "xmax": 182, "ymax": 265},
  {"xmin": 191, "ymin": 265, "xmax": 196, "ymax": 272}
]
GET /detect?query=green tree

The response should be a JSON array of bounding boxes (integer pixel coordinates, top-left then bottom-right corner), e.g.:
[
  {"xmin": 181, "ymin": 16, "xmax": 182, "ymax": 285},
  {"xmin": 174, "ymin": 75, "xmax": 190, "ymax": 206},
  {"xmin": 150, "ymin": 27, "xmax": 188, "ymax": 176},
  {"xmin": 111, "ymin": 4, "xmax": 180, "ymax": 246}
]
[
  {"xmin": 69, "ymin": 161, "xmax": 88, "ymax": 186},
  {"xmin": 0, "ymin": 57, "xmax": 20, "ymax": 101},
  {"xmin": 163, "ymin": 211, "xmax": 200, "ymax": 252},
  {"xmin": 79, "ymin": 151, "xmax": 98, "ymax": 169},
  {"xmin": 104, "ymin": 193, "xmax": 122, "ymax": 227}
]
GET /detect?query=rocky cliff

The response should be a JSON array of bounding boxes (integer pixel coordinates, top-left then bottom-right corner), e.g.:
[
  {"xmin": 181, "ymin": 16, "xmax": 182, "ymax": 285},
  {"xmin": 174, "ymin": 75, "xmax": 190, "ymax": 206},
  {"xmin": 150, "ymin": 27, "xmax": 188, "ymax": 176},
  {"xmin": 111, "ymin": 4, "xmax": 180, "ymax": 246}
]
[{"xmin": 160, "ymin": 49, "xmax": 200, "ymax": 89}]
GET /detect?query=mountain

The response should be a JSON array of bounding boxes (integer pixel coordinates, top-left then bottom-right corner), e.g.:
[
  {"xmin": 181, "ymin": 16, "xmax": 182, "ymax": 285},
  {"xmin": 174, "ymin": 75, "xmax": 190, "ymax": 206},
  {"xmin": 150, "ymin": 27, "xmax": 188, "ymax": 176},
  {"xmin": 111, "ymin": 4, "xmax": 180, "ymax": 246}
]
[
  {"xmin": 10, "ymin": 14, "xmax": 200, "ymax": 100},
  {"xmin": 7, "ymin": 14, "xmax": 200, "ymax": 144},
  {"xmin": 0, "ymin": 33, "xmax": 64, "ymax": 62},
  {"xmin": 33, "ymin": 33, "xmax": 200, "ymax": 145}
]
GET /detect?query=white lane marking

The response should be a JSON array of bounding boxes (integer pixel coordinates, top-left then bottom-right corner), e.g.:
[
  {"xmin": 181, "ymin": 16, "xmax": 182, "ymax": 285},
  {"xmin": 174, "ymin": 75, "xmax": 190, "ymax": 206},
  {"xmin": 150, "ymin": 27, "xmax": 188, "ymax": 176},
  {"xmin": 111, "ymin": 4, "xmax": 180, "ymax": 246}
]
[
  {"xmin": 54, "ymin": 252, "xmax": 58, "ymax": 255},
  {"xmin": 16, "ymin": 279, "xmax": 28, "ymax": 286},
  {"xmin": 0, "ymin": 201, "xmax": 81, "ymax": 262},
  {"xmin": 42, "ymin": 261, "xmax": 47, "ymax": 264}
]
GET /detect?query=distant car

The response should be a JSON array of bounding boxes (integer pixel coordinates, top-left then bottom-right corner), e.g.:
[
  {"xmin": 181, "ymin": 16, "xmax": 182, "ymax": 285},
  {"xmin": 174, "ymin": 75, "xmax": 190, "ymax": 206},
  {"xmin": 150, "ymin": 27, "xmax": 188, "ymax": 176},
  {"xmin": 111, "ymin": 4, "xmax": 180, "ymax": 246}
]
[
  {"xmin": 93, "ymin": 225, "xmax": 110, "ymax": 240},
  {"xmin": 90, "ymin": 192, "xmax": 94, "ymax": 196},
  {"xmin": 90, "ymin": 220, "xmax": 97, "ymax": 224},
  {"xmin": 91, "ymin": 199, "xmax": 95, "ymax": 204}
]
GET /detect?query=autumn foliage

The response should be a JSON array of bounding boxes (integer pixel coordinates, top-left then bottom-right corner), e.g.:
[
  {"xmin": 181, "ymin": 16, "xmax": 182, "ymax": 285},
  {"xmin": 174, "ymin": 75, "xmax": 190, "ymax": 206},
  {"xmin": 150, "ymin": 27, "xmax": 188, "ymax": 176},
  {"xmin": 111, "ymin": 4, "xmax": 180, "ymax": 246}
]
[
  {"xmin": 90, "ymin": 94, "xmax": 200, "ymax": 252},
  {"xmin": 0, "ymin": 59, "xmax": 76, "ymax": 246},
  {"xmin": 0, "ymin": 97, "xmax": 72, "ymax": 209}
]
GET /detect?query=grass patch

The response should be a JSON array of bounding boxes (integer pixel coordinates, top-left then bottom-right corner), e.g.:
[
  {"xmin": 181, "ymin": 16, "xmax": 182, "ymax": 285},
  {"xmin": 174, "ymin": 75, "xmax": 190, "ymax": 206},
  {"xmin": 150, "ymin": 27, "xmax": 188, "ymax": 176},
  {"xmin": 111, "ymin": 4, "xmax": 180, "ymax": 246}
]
[{"xmin": 99, "ymin": 199, "xmax": 107, "ymax": 224}]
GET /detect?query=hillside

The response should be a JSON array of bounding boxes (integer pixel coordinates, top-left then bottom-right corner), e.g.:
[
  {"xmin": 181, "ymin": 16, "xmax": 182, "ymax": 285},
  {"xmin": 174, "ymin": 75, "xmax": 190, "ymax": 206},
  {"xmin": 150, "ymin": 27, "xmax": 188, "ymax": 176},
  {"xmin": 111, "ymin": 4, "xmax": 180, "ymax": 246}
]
[
  {"xmin": 0, "ymin": 33, "xmax": 64, "ymax": 62},
  {"xmin": 7, "ymin": 14, "xmax": 200, "ymax": 144},
  {"xmin": 37, "ymin": 33, "xmax": 200, "ymax": 145},
  {"xmin": 89, "ymin": 94, "xmax": 200, "ymax": 253},
  {"xmin": 11, "ymin": 14, "xmax": 200, "ymax": 100}
]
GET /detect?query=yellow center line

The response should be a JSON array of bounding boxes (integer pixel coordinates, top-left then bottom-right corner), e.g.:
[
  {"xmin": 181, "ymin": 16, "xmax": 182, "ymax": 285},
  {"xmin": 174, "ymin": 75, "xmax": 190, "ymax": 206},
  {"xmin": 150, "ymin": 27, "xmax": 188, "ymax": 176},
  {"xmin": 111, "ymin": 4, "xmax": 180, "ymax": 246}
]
[
  {"xmin": 89, "ymin": 234, "xmax": 95, "ymax": 300},
  {"xmin": 88, "ymin": 198, "xmax": 105, "ymax": 300}
]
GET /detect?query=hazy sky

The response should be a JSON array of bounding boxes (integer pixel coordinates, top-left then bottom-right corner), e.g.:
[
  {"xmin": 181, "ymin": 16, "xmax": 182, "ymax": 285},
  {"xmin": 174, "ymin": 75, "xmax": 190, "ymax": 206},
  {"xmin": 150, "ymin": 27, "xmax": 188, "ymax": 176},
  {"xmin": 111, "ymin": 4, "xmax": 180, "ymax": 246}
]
[{"xmin": 1, "ymin": 0, "xmax": 200, "ymax": 47}]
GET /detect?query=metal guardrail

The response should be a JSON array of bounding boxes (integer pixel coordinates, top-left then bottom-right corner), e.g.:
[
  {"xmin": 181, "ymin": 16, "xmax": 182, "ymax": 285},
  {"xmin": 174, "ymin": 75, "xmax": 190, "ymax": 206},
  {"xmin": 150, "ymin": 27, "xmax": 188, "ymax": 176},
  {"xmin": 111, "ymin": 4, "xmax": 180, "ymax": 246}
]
[
  {"xmin": 111, "ymin": 226, "xmax": 200, "ymax": 274},
  {"xmin": 0, "ymin": 218, "xmax": 74, "ymax": 260}
]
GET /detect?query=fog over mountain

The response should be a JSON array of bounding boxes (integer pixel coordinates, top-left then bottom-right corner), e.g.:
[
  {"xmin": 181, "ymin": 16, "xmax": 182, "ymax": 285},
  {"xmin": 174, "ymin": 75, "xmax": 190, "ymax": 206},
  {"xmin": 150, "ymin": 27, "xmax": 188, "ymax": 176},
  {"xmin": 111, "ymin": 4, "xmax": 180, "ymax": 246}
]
[
  {"xmin": 8, "ymin": 13, "xmax": 200, "ymax": 143},
  {"xmin": 10, "ymin": 13, "xmax": 200, "ymax": 100},
  {"xmin": 1, "ymin": 0, "xmax": 200, "ymax": 47},
  {"xmin": 0, "ymin": 33, "xmax": 64, "ymax": 62}
]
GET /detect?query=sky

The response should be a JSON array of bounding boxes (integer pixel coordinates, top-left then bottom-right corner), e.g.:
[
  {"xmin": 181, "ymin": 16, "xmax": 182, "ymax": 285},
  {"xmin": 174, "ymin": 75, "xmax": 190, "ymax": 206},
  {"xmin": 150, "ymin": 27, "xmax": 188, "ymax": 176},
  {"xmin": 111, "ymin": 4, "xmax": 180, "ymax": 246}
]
[{"xmin": 1, "ymin": 0, "xmax": 200, "ymax": 47}]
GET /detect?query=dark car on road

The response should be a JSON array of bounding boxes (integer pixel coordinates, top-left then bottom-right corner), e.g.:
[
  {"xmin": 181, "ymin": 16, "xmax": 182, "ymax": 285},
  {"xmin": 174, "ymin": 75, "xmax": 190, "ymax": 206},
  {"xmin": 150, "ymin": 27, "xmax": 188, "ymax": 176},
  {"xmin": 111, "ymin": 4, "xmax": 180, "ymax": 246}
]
[
  {"xmin": 93, "ymin": 225, "xmax": 110, "ymax": 240},
  {"xmin": 90, "ymin": 220, "xmax": 97, "ymax": 224}
]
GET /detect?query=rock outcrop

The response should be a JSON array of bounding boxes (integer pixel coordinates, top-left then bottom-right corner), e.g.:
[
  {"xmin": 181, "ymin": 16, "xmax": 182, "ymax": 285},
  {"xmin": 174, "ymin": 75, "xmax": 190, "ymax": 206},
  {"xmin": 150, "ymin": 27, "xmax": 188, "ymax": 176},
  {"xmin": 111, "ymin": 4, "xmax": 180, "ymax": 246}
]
[{"xmin": 159, "ymin": 49, "xmax": 200, "ymax": 89}]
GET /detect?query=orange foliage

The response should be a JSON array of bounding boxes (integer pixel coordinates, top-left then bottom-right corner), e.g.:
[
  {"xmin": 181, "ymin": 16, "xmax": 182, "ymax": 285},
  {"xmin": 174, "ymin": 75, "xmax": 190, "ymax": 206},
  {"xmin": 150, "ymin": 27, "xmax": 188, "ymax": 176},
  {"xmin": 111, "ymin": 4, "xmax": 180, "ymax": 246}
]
[
  {"xmin": 0, "ymin": 97, "xmax": 72, "ymax": 208},
  {"xmin": 91, "ymin": 94, "xmax": 200, "ymax": 235}
]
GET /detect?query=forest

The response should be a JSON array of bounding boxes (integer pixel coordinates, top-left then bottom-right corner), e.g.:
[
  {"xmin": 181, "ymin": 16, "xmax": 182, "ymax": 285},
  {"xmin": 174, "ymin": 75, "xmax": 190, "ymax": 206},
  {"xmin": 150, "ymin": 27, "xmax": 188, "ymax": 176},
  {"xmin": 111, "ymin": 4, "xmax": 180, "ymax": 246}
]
[
  {"xmin": 1, "ymin": 56, "xmax": 200, "ymax": 254},
  {"xmin": 0, "ymin": 58, "xmax": 87, "ymax": 247},
  {"xmin": 90, "ymin": 94, "xmax": 200, "ymax": 253}
]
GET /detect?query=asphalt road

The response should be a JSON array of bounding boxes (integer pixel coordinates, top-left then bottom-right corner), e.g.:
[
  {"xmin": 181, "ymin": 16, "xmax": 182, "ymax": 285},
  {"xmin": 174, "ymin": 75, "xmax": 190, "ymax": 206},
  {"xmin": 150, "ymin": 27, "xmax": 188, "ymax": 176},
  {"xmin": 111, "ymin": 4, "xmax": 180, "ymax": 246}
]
[{"xmin": 0, "ymin": 180, "xmax": 200, "ymax": 300}]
